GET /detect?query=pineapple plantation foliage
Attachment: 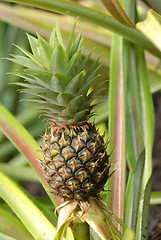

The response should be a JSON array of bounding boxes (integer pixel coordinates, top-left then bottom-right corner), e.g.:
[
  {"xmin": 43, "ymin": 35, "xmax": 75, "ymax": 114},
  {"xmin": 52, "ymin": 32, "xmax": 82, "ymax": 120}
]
[{"xmin": 0, "ymin": 1, "xmax": 161, "ymax": 240}]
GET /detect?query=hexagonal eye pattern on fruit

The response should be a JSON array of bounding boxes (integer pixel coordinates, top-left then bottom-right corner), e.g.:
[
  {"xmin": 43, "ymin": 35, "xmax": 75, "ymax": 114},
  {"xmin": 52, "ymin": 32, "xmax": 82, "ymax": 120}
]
[{"xmin": 41, "ymin": 124, "xmax": 110, "ymax": 201}]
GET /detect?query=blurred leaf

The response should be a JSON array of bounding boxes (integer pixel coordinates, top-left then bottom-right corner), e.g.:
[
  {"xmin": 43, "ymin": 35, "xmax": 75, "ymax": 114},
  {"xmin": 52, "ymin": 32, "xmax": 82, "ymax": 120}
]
[
  {"xmin": 0, "ymin": 120, "xmax": 44, "ymax": 162},
  {"xmin": 101, "ymin": 0, "xmax": 135, "ymax": 27},
  {"xmin": 150, "ymin": 192, "xmax": 161, "ymax": 205},
  {"xmin": 122, "ymin": 228, "xmax": 135, "ymax": 240},
  {"xmin": 19, "ymin": 193, "xmax": 58, "ymax": 228},
  {"xmin": 90, "ymin": 100, "xmax": 109, "ymax": 125},
  {"xmin": 0, "ymin": 233, "xmax": 16, "ymax": 240},
  {"xmin": 150, "ymin": 67, "xmax": 161, "ymax": 93},
  {"xmin": 0, "ymin": 207, "xmax": 33, "ymax": 240},
  {"xmin": 97, "ymin": 122, "xmax": 108, "ymax": 143},
  {"xmin": 0, "ymin": 171, "xmax": 56, "ymax": 240},
  {"xmin": 142, "ymin": 0, "xmax": 161, "ymax": 15},
  {"xmin": 0, "ymin": 104, "xmax": 41, "ymax": 163},
  {"xmin": 0, "ymin": 103, "xmax": 60, "ymax": 206},
  {"xmin": 1, "ymin": 0, "xmax": 161, "ymax": 58},
  {"xmin": 73, "ymin": 222, "xmax": 90, "ymax": 240},
  {"xmin": 53, "ymin": 222, "xmax": 67, "ymax": 240},
  {"xmin": 0, "ymin": 163, "xmax": 39, "ymax": 182},
  {"xmin": 0, "ymin": 3, "xmax": 161, "ymax": 72},
  {"xmin": 0, "ymin": 3, "xmax": 111, "ymax": 64},
  {"xmin": 66, "ymin": 227, "xmax": 74, "ymax": 240},
  {"xmin": 137, "ymin": 10, "xmax": 161, "ymax": 51}
]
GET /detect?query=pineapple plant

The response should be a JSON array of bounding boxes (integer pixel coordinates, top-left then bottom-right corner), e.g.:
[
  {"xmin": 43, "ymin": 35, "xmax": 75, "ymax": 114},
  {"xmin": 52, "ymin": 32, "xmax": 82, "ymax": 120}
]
[
  {"xmin": 11, "ymin": 22, "xmax": 111, "ymax": 202},
  {"xmin": 9, "ymin": 22, "xmax": 123, "ymax": 239},
  {"xmin": 1, "ymin": 0, "xmax": 159, "ymax": 238}
]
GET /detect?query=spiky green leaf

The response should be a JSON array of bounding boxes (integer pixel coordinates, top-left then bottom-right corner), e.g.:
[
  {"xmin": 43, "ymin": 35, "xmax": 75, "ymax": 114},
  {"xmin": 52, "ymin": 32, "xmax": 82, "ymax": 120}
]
[
  {"xmin": 51, "ymin": 73, "xmax": 70, "ymax": 92},
  {"xmin": 27, "ymin": 34, "xmax": 40, "ymax": 58},
  {"xmin": 9, "ymin": 55, "xmax": 44, "ymax": 71},
  {"xmin": 69, "ymin": 31, "xmax": 82, "ymax": 60},
  {"xmin": 14, "ymin": 44, "xmax": 42, "ymax": 67},
  {"xmin": 66, "ymin": 20, "xmax": 77, "ymax": 57},
  {"xmin": 50, "ymin": 44, "xmax": 68, "ymax": 74},
  {"xmin": 69, "ymin": 95, "xmax": 84, "ymax": 108},
  {"xmin": 37, "ymin": 34, "xmax": 54, "ymax": 69},
  {"xmin": 57, "ymin": 92, "xmax": 74, "ymax": 106},
  {"xmin": 64, "ymin": 49, "xmax": 81, "ymax": 78},
  {"xmin": 55, "ymin": 22, "xmax": 64, "ymax": 47},
  {"xmin": 66, "ymin": 71, "xmax": 84, "ymax": 95},
  {"xmin": 10, "ymin": 22, "xmax": 105, "ymax": 125}
]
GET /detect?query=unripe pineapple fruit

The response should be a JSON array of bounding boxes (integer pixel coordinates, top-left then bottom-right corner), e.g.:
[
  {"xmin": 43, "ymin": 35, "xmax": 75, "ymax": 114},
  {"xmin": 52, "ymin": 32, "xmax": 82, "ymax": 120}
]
[
  {"xmin": 42, "ymin": 123, "xmax": 109, "ymax": 201},
  {"xmin": 11, "ymin": 22, "xmax": 110, "ymax": 201}
]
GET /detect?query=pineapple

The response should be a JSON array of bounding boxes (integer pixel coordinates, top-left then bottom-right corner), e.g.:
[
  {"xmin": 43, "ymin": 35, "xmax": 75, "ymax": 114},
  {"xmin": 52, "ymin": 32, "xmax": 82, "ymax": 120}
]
[{"xmin": 11, "ymin": 22, "xmax": 110, "ymax": 202}]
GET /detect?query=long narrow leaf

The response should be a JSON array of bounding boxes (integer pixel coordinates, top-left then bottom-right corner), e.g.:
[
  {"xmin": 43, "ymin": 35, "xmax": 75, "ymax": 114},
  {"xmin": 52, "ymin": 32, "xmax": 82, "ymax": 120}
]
[
  {"xmin": 0, "ymin": 207, "xmax": 33, "ymax": 240},
  {"xmin": 136, "ymin": 48, "xmax": 154, "ymax": 240},
  {"xmin": 0, "ymin": 163, "xmax": 39, "ymax": 182},
  {"xmin": 123, "ymin": 2, "xmax": 145, "ymax": 235},
  {"xmin": 0, "ymin": 171, "xmax": 56, "ymax": 240},
  {"xmin": 0, "ymin": 103, "xmax": 60, "ymax": 207},
  {"xmin": 136, "ymin": 176, "xmax": 152, "ymax": 240},
  {"xmin": 125, "ymin": 45, "xmax": 144, "ymax": 172},
  {"xmin": 101, "ymin": 0, "xmax": 135, "ymax": 27},
  {"xmin": 0, "ymin": 233, "xmax": 16, "ymax": 240},
  {"xmin": 131, "ymin": 151, "xmax": 145, "ymax": 232},
  {"xmin": 107, "ymin": 34, "xmax": 125, "ymax": 230}
]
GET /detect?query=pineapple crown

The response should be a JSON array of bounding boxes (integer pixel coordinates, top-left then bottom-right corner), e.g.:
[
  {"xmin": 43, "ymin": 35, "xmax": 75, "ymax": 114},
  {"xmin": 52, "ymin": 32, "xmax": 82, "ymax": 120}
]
[{"xmin": 10, "ymin": 22, "xmax": 104, "ymax": 126}]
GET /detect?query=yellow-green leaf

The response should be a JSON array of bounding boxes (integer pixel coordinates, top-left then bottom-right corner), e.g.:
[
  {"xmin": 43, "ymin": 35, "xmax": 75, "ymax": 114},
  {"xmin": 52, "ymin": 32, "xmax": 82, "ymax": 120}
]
[{"xmin": 137, "ymin": 10, "xmax": 161, "ymax": 51}]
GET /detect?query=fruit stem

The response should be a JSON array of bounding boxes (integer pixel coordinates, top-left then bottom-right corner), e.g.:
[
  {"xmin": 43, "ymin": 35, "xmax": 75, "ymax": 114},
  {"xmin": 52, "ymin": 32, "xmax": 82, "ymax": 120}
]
[{"xmin": 73, "ymin": 221, "xmax": 90, "ymax": 240}]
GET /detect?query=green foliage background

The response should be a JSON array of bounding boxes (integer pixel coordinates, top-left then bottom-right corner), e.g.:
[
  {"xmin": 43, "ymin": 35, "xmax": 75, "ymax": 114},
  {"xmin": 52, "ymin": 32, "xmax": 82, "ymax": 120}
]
[{"xmin": 0, "ymin": 1, "xmax": 161, "ymax": 239}]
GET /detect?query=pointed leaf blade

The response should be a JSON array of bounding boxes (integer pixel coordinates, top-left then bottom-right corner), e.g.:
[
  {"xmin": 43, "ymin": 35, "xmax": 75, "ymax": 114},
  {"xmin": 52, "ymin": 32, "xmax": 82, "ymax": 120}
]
[
  {"xmin": 69, "ymin": 31, "xmax": 82, "ymax": 60},
  {"xmin": 8, "ymin": 56, "xmax": 44, "ymax": 71},
  {"xmin": 66, "ymin": 71, "xmax": 84, "ymax": 95},
  {"xmin": 57, "ymin": 92, "xmax": 74, "ymax": 106},
  {"xmin": 66, "ymin": 19, "xmax": 77, "ymax": 57},
  {"xmin": 27, "ymin": 34, "xmax": 39, "ymax": 58},
  {"xmin": 51, "ymin": 73, "xmax": 70, "ymax": 92},
  {"xmin": 55, "ymin": 22, "xmax": 64, "ymax": 47},
  {"xmin": 64, "ymin": 49, "xmax": 81, "ymax": 78},
  {"xmin": 51, "ymin": 45, "xmax": 68, "ymax": 74},
  {"xmin": 37, "ymin": 34, "xmax": 54, "ymax": 69}
]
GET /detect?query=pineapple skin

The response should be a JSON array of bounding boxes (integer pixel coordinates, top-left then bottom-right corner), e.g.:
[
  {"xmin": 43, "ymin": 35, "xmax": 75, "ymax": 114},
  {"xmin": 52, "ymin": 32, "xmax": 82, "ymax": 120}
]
[{"xmin": 41, "ymin": 123, "xmax": 110, "ymax": 201}]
